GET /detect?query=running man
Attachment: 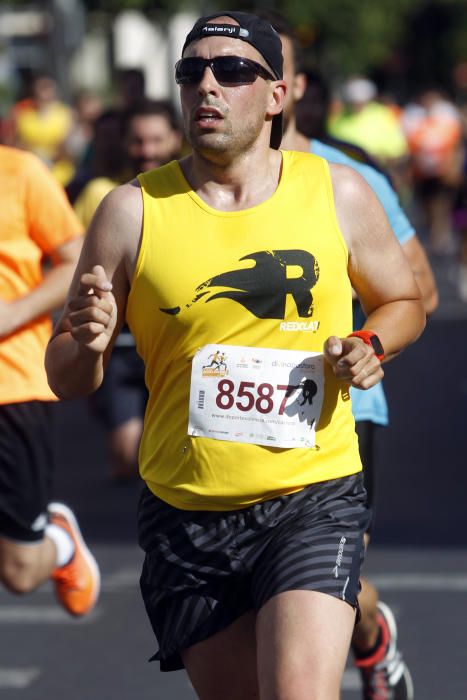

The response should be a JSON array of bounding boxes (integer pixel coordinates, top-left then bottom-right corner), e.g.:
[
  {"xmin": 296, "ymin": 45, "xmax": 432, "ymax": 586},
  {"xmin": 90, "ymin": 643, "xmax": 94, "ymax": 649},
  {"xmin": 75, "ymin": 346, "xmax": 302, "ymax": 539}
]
[
  {"xmin": 202, "ymin": 350, "xmax": 222, "ymax": 370},
  {"xmin": 0, "ymin": 145, "xmax": 100, "ymax": 616},
  {"xmin": 45, "ymin": 12, "xmax": 425, "ymax": 699},
  {"xmin": 268, "ymin": 11, "xmax": 437, "ymax": 698}
]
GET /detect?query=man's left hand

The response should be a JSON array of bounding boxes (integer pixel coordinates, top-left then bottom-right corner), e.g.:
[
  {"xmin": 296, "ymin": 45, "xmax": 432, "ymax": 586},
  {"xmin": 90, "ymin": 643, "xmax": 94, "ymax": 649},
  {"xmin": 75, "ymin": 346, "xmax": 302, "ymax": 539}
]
[{"xmin": 323, "ymin": 335, "xmax": 384, "ymax": 390}]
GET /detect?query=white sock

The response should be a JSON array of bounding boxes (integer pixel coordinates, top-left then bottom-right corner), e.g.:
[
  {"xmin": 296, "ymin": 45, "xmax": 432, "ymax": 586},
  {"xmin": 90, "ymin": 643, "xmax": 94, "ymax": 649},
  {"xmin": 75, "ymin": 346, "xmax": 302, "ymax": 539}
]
[{"xmin": 45, "ymin": 523, "xmax": 75, "ymax": 567}]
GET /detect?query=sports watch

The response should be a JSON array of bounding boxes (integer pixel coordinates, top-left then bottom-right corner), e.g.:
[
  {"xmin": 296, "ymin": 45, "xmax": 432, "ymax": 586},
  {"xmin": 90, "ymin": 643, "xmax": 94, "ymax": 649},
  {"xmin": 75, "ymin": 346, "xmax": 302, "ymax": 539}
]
[{"xmin": 348, "ymin": 330, "xmax": 385, "ymax": 361}]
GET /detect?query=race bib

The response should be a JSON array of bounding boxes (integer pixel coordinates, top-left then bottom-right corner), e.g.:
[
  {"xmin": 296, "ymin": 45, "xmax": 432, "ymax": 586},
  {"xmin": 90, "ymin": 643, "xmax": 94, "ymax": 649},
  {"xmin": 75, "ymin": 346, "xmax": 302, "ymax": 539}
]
[{"xmin": 188, "ymin": 344, "xmax": 324, "ymax": 448}]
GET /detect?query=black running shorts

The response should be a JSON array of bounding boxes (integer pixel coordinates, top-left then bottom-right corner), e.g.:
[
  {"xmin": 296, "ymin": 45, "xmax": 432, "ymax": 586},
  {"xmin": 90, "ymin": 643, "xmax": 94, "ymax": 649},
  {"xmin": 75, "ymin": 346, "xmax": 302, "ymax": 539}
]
[
  {"xmin": 355, "ymin": 420, "xmax": 381, "ymax": 535},
  {"xmin": 138, "ymin": 472, "xmax": 370, "ymax": 671},
  {"xmin": 0, "ymin": 401, "xmax": 55, "ymax": 542},
  {"xmin": 88, "ymin": 345, "xmax": 147, "ymax": 431}
]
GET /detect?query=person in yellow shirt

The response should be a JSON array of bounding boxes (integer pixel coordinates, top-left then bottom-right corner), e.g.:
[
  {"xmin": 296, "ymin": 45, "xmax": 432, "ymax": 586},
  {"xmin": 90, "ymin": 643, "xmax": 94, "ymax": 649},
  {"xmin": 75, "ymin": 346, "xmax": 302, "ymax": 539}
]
[
  {"xmin": 329, "ymin": 77, "xmax": 408, "ymax": 163},
  {"xmin": 0, "ymin": 145, "xmax": 99, "ymax": 617},
  {"xmin": 45, "ymin": 12, "xmax": 425, "ymax": 698},
  {"xmin": 6, "ymin": 74, "xmax": 75, "ymax": 185}
]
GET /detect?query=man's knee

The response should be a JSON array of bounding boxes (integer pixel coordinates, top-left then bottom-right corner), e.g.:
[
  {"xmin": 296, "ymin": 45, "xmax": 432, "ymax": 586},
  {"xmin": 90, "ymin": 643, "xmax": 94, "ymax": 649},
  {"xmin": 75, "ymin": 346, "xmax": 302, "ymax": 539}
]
[
  {"xmin": 110, "ymin": 419, "xmax": 142, "ymax": 468},
  {"xmin": 0, "ymin": 541, "xmax": 43, "ymax": 594}
]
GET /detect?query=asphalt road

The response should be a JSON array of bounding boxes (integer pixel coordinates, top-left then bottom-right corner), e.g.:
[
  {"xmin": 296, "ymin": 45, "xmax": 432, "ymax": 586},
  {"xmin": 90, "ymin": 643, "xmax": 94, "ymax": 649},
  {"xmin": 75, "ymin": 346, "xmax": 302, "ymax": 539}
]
[{"xmin": 2, "ymin": 543, "xmax": 467, "ymax": 699}]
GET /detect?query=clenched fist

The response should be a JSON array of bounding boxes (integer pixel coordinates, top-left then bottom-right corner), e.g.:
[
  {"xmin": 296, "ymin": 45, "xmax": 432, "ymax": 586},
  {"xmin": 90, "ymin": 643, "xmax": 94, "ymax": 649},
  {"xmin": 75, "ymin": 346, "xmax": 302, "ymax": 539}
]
[
  {"xmin": 324, "ymin": 335, "xmax": 384, "ymax": 390},
  {"xmin": 67, "ymin": 265, "xmax": 117, "ymax": 354}
]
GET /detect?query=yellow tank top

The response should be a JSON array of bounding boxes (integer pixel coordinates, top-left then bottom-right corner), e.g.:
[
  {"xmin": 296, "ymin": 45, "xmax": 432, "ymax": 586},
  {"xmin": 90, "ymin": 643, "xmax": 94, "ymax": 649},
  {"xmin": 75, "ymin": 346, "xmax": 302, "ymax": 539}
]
[{"xmin": 127, "ymin": 150, "xmax": 361, "ymax": 510}]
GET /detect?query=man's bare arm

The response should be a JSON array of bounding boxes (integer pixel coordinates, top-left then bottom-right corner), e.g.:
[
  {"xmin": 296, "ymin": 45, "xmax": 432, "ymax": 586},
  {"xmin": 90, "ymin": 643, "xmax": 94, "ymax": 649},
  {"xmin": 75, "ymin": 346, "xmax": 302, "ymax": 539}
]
[
  {"xmin": 324, "ymin": 164, "xmax": 426, "ymax": 389},
  {"xmin": 352, "ymin": 235, "xmax": 438, "ymax": 316},
  {"xmin": 45, "ymin": 180, "xmax": 142, "ymax": 399},
  {"xmin": 0, "ymin": 236, "xmax": 83, "ymax": 339},
  {"xmin": 402, "ymin": 235, "xmax": 438, "ymax": 314}
]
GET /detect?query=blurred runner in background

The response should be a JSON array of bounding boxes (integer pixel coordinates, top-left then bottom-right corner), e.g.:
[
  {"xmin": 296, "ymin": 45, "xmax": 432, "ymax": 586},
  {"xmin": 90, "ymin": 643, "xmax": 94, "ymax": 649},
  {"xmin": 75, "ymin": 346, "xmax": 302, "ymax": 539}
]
[
  {"xmin": 402, "ymin": 89, "xmax": 463, "ymax": 256},
  {"xmin": 0, "ymin": 144, "xmax": 100, "ymax": 617},
  {"xmin": 3, "ymin": 73, "xmax": 75, "ymax": 186},
  {"xmin": 329, "ymin": 76, "xmax": 409, "ymax": 172}
]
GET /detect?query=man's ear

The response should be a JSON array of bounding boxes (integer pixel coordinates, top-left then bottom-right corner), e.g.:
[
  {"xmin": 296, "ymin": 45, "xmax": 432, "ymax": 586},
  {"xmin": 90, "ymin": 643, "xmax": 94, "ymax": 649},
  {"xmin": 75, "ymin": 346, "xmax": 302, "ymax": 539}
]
[
  {"xmin": 268, "ymin": 80, "xmax": 287, "ymax": 117},
  {"xmin": 294, "ymin": 72, "xmax": 307, "ymax": 103}
]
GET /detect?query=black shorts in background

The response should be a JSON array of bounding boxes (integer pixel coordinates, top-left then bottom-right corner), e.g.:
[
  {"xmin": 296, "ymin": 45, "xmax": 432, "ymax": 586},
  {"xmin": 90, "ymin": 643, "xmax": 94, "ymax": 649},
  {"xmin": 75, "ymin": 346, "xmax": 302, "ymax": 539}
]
[
  {"xmin": 0, "ymin": 401, "xmax": 55, "ymax": 542},
  {"xmin": 88, "ymin": 345, "xmax": 147, "ymax": 431},
  {"xmin": 355, "ymin": 420, "xmax": 381, "ymax": 535}
]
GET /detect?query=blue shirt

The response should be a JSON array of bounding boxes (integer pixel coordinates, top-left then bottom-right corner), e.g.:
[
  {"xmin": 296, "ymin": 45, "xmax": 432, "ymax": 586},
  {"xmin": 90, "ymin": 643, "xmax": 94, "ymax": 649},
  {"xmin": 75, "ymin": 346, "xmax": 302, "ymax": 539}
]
[{"xmin": 311, "ymin": 140, "xmax": 415, "ymax": 425}]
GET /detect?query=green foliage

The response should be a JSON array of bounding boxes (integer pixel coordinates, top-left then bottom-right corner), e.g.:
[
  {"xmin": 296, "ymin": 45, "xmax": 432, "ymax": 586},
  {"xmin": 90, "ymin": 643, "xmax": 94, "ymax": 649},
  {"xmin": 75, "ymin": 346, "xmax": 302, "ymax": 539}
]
[
  {"xmin": 258, "ymin": 0, "xmax": 427, "ymax": 75},
  {"xmin": 6, "ymin": 0, "xmax": 466, "ymax": 86}
]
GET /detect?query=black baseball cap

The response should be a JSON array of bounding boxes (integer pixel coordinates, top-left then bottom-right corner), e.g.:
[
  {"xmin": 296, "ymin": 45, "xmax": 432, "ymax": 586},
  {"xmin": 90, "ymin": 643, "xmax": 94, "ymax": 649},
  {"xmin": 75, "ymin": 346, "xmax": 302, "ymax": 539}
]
[{"xmin": 182, "ymin": 11, "xmax": 284, "ymax": 149}]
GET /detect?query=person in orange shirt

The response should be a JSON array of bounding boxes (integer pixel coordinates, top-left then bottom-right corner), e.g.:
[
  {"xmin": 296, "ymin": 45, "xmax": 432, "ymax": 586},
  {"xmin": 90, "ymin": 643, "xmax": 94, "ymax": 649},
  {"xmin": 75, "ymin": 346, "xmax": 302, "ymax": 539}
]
[{"xmin": 0, "ymin": 145, "xmax": 100, "ymax": 616}]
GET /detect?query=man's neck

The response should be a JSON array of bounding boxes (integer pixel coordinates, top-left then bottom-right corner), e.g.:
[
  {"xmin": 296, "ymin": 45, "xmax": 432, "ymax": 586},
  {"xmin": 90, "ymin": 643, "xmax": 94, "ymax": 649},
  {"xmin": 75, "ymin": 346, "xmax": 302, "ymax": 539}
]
[
  {"xmin": 281, "ymin": 116, "xmax": 311, "ymax": 153},
  {"xmin": 180, "ymin": 146, "xmax": 283, "ymax": 212}
]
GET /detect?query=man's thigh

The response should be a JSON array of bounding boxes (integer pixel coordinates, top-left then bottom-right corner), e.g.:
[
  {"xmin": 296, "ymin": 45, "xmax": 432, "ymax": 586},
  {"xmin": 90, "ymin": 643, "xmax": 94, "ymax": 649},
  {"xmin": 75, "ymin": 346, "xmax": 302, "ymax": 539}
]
[
  {"xmin": 181, "ymin": 589, "xmax": 355, "ymax": 700},
  {"xmin": 181, "ymin": 611, "xmax": 259, "ymax": 700},
  {"xmin": 256, "ymin": 589, "xmax": 355, "ymax": 700}
]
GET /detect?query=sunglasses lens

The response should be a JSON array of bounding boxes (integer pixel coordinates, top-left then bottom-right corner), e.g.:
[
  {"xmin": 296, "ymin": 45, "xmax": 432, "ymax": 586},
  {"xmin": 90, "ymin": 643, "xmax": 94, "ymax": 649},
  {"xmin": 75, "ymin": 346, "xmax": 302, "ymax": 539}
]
[
  {"xmin": 214, "ymin": 57, "xmax": 257, "ymax": 84},
  {"xmin": 175, "ymin": 59, "xmax": 204, "ymax": 84},
  {"xmin": 175, "ymin": 57, "xmax": 261, "ymax": 85}
]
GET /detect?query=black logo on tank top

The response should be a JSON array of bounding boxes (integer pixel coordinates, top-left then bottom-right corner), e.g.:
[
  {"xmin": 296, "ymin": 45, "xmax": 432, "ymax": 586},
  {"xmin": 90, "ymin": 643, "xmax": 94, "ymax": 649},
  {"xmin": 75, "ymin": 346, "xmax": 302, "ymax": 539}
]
[{"xmin": 160, "ymin": 250, "xmax": 320, "ymax": 319}]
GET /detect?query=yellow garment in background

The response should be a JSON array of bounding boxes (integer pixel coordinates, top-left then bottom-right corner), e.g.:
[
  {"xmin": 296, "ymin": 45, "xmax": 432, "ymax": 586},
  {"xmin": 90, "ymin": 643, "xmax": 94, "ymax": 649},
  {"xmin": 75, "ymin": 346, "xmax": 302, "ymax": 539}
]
[
  {"xmin": 15, "ymin": 101, "xmax": 74, "ymax": 185},
  {"xmin": 329, "ymin": 102, "xmax": 408, "ymax": 160},
  {"xmin": 15, "ymin": 101, "xmax": 72, "ymax": 159},
  {"xmin": 74, "ymin": 177, "xmax": 118, "ymax": 229},
  {"xmin": 127, "ymin": 151, "xmax": 361, "ymax": 511}
]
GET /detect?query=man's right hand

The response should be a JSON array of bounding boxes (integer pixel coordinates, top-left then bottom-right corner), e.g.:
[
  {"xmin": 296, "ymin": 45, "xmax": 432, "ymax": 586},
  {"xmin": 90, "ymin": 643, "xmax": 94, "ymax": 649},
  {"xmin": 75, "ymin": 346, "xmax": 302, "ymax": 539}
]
[{"xmin": 67, "ymin": 265, "xmax": 117, "ymax": 354}]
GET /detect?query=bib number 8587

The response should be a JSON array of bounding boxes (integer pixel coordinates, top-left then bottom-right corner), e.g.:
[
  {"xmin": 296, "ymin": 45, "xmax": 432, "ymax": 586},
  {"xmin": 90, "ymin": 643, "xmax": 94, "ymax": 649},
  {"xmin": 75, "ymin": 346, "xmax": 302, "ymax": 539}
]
[{"xmin": 215, "ymin": 379, "xmax": 291, "ymax": 415}]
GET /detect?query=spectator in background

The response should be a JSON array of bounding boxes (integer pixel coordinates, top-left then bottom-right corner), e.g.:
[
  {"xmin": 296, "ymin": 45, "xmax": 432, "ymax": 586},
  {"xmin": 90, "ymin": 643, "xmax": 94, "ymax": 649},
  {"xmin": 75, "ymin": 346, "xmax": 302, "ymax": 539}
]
[
  {"xmin": 124, "ymin": 98, "xmax": 183, "ymax": 175},
  {"xmin": 329, "ymin": 76, "xmax": 409, "ymax": 169},
  {"xmin": 115, "ymin": 67, "xmax": 146, "ymax": 110},
  {"xmin": 296, "ymin": 70, "xmax": 390, "ymax": 177},
  {"xmin": 74, "ymin": 99, "xmax": 182, "ymax": 481},
  {"xmin": 65, "ymin": 89, "xmax": 104, "ymax": 171},
  {"xmin": 402, "ymin": 88, "xmax": 464, "ymax": 256},
  {"xmin": 66, "ymin": 109, "xmax": 125, "ymax": 206},
  {"xmin": 0, "ymin": 145, "xmax": 99, "ymax": 617},
  {"xmin": 3, "ymin": 73, "xmax": 75, "ymax": 186}
]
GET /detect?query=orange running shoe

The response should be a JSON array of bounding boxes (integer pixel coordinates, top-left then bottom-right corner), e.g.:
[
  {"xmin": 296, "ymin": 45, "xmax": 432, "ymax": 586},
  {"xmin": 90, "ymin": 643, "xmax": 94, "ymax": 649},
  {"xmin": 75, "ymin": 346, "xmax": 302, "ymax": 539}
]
[{"xmin": 48, "ymin": 502, "xmax": 100, "ymax": 617}]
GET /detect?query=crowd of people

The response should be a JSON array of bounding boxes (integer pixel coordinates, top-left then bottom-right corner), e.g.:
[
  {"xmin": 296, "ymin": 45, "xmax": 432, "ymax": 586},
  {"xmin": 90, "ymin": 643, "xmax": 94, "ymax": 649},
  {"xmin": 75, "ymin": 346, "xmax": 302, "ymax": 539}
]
[
  {"xmin": 2, "ymin": 53, "xmax": 466, "ymax": 297},
  {"xmin": 0, "ymin": 8, "xmax": 463, "ymax": 700}
]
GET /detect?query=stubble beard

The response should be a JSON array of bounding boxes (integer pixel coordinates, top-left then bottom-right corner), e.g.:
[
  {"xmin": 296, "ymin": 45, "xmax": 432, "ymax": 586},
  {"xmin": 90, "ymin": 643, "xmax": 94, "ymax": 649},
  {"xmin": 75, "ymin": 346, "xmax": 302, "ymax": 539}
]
[{"xmin": 186, "ymin": 111, "xmax": 266, "ymax": 164}]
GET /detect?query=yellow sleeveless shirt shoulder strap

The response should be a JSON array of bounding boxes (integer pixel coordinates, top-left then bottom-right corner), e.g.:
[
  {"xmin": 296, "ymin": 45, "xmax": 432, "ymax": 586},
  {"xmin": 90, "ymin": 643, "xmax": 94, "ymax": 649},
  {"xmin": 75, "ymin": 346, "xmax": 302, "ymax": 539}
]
[{"xmin": 127, "ymin": 151, "xmax": 361, "ymax": 510}]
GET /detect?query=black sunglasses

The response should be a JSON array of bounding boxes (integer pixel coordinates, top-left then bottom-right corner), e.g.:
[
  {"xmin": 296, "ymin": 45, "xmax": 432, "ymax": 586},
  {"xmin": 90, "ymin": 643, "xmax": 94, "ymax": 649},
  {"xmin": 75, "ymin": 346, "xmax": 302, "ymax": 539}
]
[{"xmin": 175, "ymin": 56, "xmax": 276, "ymax": 86}]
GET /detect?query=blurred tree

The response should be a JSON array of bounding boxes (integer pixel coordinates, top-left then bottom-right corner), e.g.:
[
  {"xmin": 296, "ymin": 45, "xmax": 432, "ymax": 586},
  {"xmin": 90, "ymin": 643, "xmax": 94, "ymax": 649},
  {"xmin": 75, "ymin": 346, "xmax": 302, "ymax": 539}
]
[{"xmin": 5, "ymin": 0, "xmax": 467, "ymax": 94}]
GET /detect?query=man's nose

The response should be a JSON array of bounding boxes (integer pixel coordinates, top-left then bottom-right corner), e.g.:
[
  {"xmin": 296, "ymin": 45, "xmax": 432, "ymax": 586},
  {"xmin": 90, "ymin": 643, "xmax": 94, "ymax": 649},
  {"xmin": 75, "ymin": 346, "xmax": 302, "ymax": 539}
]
[{"xmin": 197, "ymin": 66, "xmax": 221, "ymax": 96}]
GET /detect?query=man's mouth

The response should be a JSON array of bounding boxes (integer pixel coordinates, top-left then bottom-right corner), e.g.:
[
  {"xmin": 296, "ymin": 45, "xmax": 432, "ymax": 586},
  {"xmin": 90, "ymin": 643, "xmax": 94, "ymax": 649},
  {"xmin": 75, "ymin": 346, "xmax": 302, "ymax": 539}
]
[{"xmin": 195, "ymin": 107, "xmax": 223, "ymax": 127}]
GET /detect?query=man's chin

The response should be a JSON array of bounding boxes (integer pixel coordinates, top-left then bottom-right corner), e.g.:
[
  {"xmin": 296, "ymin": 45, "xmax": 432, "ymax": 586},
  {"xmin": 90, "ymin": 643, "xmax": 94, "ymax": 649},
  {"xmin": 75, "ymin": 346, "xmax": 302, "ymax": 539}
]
[{"xmin": 188, "ymin": 131, "xmax": 230, "ymax": 153}]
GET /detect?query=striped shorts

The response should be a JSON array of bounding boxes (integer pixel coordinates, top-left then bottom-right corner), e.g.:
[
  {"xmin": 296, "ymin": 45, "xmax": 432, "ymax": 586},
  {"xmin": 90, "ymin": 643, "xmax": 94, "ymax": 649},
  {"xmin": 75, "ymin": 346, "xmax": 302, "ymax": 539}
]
[{"xmin": 138, "ymin": 473, "xmax": 370, "ymax": 671}]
